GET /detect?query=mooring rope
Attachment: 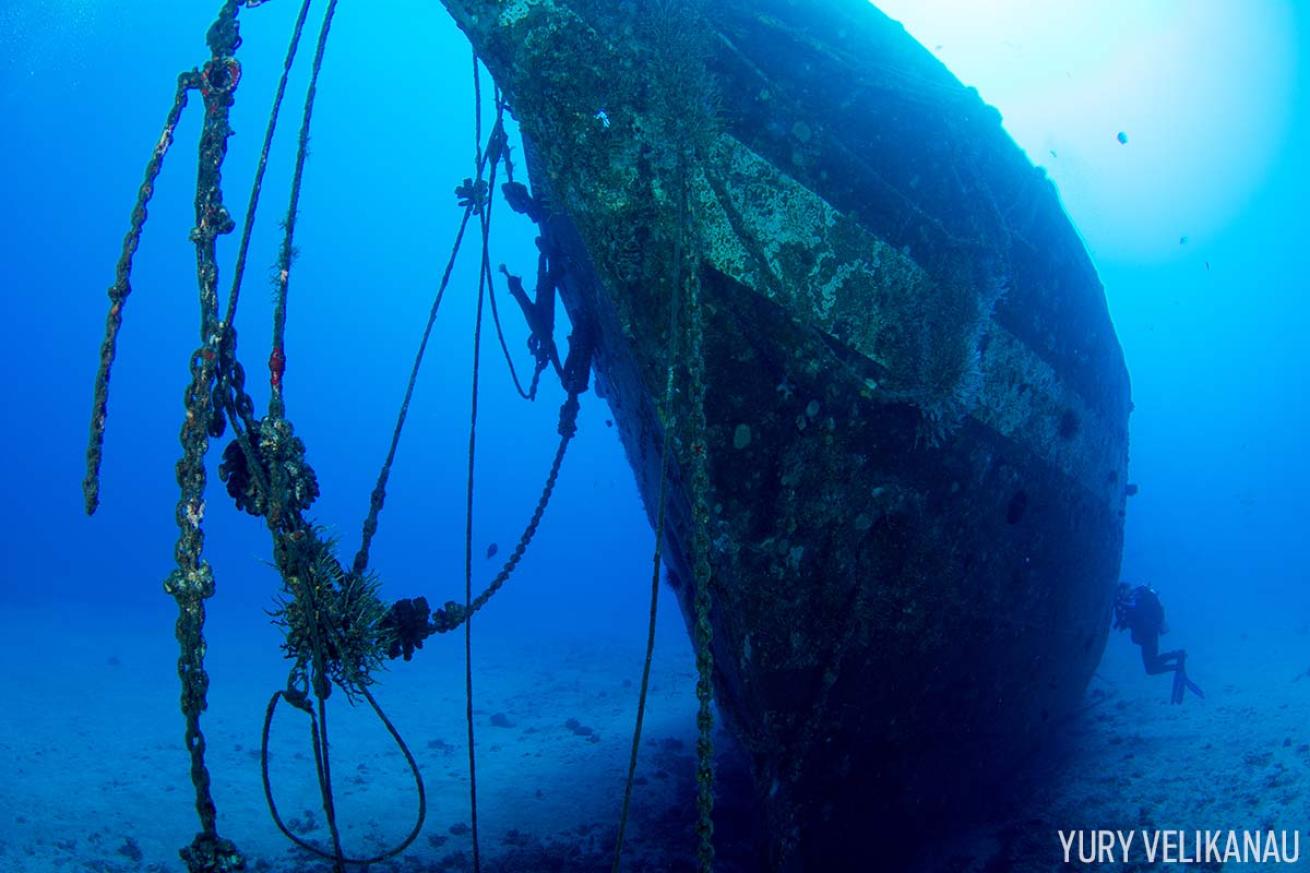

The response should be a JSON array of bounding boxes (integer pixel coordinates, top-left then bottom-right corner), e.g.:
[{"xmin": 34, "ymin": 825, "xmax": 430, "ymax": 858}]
[
  {"xmin": 265, "ymin": 5, "xmax": 356, "ymax": 868},
  {"xmin": 352, "ymin": 202, "xmax": 477, "ymax": 573},
  {"xmin": 260, "ymin": 683, "xmax": 426, "ymax": 866},
  {"xmin": 315, "ymin": 693, "xmax": 347, "ymax": 867},
  {"xmin": 222, "ymin": 0, "xmax": 315, "ymax": 326},
  {"xmin": 269, "ymin": 0, "xmax": 338, "ymax": 419},
  {"xmin": 83, "ymin": 70, "xmax": 198, "ymax": 516},
  {"xmin": 684, "ymin": 223, "xmax": 717, "ymax": 873},
  {"xmin": 477, "ymin": 85, "xmax": 537, "ymax": 401},
  {"xmin": 83, "ymin": 12, "xmax": 286, "ymax": 869},
  {"xmin": 88, "ymin": 5, "xmax": 600, "ymax": 872},
  {"xmin": 462, "ymin": 49, "xmax": 492, "ymax": 873},
  {"xmin": 611, "ymin": 218, "xmax": 684, "ymax": 872},
  {"xmin": 352, "ymin": 101, "xmax": 510, "ymax": 575},
  {"xmin": 483, "ymin": 234, "xmax": 538, "ymax": 399},
  {"xmin": 165, "ymin": 4, "xmax": 251, "ymax": 870},
  {"xmin": 433, "ymin": 392, "xmax": 580, "ymax": 633}
]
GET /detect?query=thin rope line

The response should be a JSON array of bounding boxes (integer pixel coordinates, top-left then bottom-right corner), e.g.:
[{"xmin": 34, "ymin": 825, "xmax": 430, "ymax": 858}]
[
  {"xmin": 611, "ymin": 378, "xmax": 677, "ymax": 871},
  {"xmin": 315, "ymin": 694, "xmax": 346, "ymax": 872},
  {"xmin": 269, "ymin": 0, "xmax": 338, "ymax": 418},
  {"xmin": 352, "ymin": 107, "xmax": 511, "ymax": 574},
  {"xmin": 463, "ymin": 49, "xmax": 487, "ymax": 873},
  {"xmin": 483, "ymin": 253, "xmax": 534, "ymax": 398},
  {"xmin": 83, "ymin": 71, "xmax": 199, "ymax": 515},
  {"xmin": 612, "ymin": 162, "xmax": 686, "ymax": 871},
  {"xmin": 352, "ymin": 204, "xmax": 475, "ymax": 573},
  {"xmin": 222, "ymin": 0, "xmax": 314, "ymax": 326},
  {"xmin": 260, "ymin": 687, "xmax": 426, "ymax": 865}
]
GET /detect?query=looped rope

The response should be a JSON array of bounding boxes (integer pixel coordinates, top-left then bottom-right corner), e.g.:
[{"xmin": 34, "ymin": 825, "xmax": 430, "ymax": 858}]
[
  {"xmin": 261, "ymin": 685, "xmax": 426, "ymax": 866},
  {"xmin": 259, "ymin": 518, "xmax": 403, "ymax": 873},
  {"xmin": 87, "ymin": 6, "xmax": 596, "ymax": 873}
]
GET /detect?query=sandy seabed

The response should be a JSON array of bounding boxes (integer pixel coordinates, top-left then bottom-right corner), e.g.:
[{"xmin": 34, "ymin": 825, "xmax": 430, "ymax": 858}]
[{"xmin": 1, "ymin": 604, "xmax": 1305, "ymax": 872}]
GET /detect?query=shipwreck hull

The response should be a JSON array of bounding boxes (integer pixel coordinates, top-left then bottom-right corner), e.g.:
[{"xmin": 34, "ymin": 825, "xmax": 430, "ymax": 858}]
[{"xmin": 442, "ymin": 0, "xmax": 1131, "ymax": 867}]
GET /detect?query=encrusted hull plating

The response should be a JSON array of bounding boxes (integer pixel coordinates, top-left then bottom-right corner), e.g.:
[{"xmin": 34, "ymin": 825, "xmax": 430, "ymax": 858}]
[{"xmin": 440, "ymin": 0, "xmax": 1131, "ymax": 867}]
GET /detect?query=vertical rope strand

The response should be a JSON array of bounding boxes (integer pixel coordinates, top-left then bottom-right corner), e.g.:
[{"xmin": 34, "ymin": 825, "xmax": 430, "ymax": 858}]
[
  {"xmin": 269, "ymin": 0, "xmax": 338, "ymax": 419},
  {"xmin": 222, "ymin": 0, "xmax": 315, "ymax": 325},
  {"xmin": 462, "ymin": 49, "xmax": 488, "ymax": 873},
  {"xmin": 482, "ymin": 252, "xmax": 534, "ymax": 398},
  {"xmin": 612, "ymin": 245, "xmax": 683, "ymax": 872},
  {"xmin": 353, "ymin": 206, "xmax": 475, "ymax": 573},
  {"xmin": 83, "ymin": 71, "xmax": 199, "ymax": 515},
  {"xmin": 314, "ymin": 697, "xmax": 346, "ymax": 872},
  {"xmin": 681, "ymin": 161, "xmax": 716, "ymax": 873}
]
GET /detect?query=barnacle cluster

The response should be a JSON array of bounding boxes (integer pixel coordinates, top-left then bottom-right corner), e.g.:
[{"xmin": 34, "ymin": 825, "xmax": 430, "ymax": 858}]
[
  {"xmin": 379, "ymin": 596, "xmax": 433, "ymax": 661},
  {"xmin": 218, "ymin": 416, "xmax": 319, "ymax": 518}
]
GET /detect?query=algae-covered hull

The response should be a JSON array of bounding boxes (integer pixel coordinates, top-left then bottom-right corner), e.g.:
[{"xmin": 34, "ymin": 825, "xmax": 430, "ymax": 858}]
[{"xmin": 441, "ymin": 0, "xmax": 1131, "ymax": 867}]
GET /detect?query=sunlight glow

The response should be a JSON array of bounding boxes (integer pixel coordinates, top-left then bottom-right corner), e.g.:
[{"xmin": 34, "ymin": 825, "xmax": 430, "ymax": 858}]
[{"xmin": 872, "ymin": 0, "xmax": 1297, "ymax": 263}]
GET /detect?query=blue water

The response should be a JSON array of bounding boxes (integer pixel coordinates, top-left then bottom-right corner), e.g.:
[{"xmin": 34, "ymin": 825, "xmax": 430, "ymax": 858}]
[{"xmin": 0, "ymin": 2, "xmax": 1306, "ymax": 871}]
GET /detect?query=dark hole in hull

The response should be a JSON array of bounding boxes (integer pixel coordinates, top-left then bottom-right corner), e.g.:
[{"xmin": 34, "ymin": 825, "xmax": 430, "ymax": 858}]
[
  {"xmin": 1006, "ymin": 489, "xmax": 1029, "ymax": 524},
  {"xmin": 1058, "ymin": 408, "xmax": 1080, "ymax": 440}
]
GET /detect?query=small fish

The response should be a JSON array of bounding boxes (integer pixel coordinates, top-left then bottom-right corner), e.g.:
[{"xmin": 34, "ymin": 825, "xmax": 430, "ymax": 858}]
[
  {"xmin": 1116, "ymin": 131, "xmax": 1128, "ymax": 145},
  {"xmin": 485, "ymin": 543, "xmax": 499, "ymax": 560},
  {"xmin": 1179, "ymin": 235, "xmax": 1189, "ymax": 245},
  {"xmin": 1204, "ymin": 261, "xmax": 1211, "ymax": 271}
]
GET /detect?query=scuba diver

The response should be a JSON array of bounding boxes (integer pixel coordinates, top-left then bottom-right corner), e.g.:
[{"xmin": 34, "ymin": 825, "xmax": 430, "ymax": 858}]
[{"xmin": 1113, "ymin": 583, "xmax": 1205, "ymax": 704}]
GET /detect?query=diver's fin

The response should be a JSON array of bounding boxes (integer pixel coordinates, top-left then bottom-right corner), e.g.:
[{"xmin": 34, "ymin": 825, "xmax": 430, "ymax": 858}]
[
  {"xmin": 1171, "ymin": 668, "xmax": 1185, "ymax": 704},
  {"xmin": 1183, "ymin": 676, "xmax": 1205, "ymax": 700}
]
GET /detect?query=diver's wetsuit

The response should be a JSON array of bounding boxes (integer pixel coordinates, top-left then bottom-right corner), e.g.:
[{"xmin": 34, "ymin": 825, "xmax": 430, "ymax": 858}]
[
  {"xmin": 1115, "ymin": 584, "xmax": 1204, "ymax": 703},
  {"xmin": 1126, "ymin": 588, "xmax": 1185, "ymax": 675}
]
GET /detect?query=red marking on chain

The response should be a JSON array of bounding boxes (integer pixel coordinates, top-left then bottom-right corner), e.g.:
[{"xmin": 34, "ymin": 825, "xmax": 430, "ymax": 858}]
[
  {"xmin": 269, "ymin": 346, "xmax": 286, "ymax": 390},
  {"xmin": 224, "ymin": 59, "xmax": 242, "ymax": 90}
]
